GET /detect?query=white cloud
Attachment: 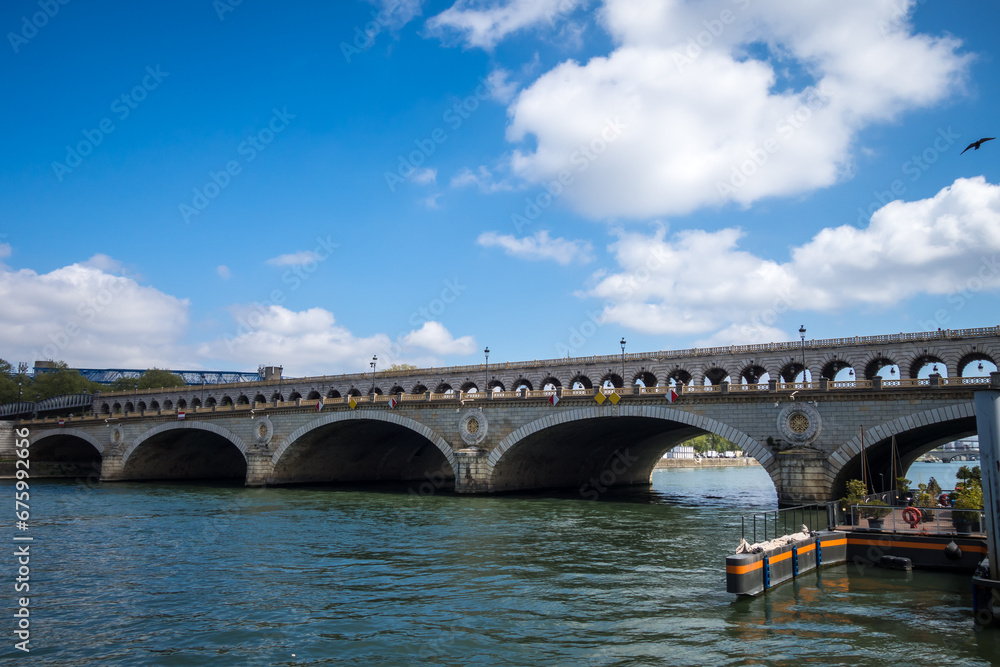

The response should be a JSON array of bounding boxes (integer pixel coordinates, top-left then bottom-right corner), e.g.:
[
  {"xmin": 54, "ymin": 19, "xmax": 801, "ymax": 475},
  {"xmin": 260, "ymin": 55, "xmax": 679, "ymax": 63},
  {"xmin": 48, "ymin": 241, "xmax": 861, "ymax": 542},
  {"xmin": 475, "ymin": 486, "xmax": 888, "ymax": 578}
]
[
  {"xmin": 0, "ymin": 256, "xmax": 189, "ymax": 367},
  {"xmin": 0, "ymin": 243, "xmax": 10, "ymax": 259},
  {"xmin": 502, "ymin": 0, "xmax": 970, "ymax": 219},
  {"xmin": 217, "ymin": 265, "xmax": 231, "ymax": 280},
  {"xmin": 485, "ymin": 67, "xmax": 519, "ymax": 103},
  {"xmin": 478, "ymin": 230, "xmax": 595, "ymax": 265},
  {"xmin": 428, "ymin": 0, "xmax": 584, "ymax": 49},
  {"xmin": 409, "ymin": 166, "xmax": 437, "ymax": 185},
  {"xmin": 265, "ymin": 251, "xmax": 324, "ymax": 267},
  {"xmin": 198, "ymin": 305, "xmax": 477, "ymax": 376},
  {"xmin": 450, "ymin": 166, "xmax": 511, "ymax": 192},
  {"xmin": 587, "ymin": 177, "xmax": 1000, "ymax": 340},
  {"xmin": 401, "ymin": 320, "xmax": 477, "ymax": 355},
  {"xmin": 369, "ymin": 0, "xmax": 424, "ymax": 30}
]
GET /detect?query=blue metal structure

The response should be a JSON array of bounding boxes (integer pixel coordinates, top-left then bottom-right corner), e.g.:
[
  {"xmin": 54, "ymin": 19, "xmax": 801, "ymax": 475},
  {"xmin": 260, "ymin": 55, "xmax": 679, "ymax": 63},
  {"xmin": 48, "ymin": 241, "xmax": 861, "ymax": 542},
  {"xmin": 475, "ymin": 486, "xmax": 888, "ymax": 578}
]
[
  {"xmin": 0, "ymin": 393, "xmax": 95, "ymax": 419},
  {"xmin": 32, "ymin": 366, "xmax": 264, "ymax": 386}
]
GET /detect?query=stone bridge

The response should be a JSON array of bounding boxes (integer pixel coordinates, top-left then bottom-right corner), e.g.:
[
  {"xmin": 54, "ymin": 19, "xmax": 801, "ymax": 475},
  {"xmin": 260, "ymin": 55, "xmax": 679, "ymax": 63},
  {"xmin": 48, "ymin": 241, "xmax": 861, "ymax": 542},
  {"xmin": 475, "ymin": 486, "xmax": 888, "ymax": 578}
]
[{"xmin": 6, "ymin": 326, "xmax": 1000, "ymax": 505}]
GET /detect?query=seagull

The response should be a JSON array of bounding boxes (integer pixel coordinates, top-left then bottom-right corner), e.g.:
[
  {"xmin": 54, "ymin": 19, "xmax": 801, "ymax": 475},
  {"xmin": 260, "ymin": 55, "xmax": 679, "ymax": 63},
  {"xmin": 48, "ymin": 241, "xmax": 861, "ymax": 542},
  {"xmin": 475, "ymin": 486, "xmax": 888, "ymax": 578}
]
[
  {"xmin": 961, "ymin": 137, "xmax": 995, "ymax": 154},
  {"xmin": 789, "ymin": 390, "xmax": 799, "ymax": 400}
]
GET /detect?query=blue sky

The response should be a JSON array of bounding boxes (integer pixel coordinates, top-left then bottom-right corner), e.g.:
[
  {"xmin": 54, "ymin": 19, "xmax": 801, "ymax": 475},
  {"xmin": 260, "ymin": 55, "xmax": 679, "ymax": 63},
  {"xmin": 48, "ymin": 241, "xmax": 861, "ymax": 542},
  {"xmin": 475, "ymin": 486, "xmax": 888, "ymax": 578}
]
[{"xmin": 1, "ymin": 0, "xmax": 999, "ymax": 377}]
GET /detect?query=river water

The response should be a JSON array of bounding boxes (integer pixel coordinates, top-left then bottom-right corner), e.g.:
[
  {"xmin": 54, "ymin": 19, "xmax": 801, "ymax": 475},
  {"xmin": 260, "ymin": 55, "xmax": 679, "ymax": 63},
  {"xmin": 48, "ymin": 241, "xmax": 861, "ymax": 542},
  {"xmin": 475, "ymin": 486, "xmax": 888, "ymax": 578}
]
[{"xmin": 7, "ymin": 465, "xmax": 1000, "ymax": 665}]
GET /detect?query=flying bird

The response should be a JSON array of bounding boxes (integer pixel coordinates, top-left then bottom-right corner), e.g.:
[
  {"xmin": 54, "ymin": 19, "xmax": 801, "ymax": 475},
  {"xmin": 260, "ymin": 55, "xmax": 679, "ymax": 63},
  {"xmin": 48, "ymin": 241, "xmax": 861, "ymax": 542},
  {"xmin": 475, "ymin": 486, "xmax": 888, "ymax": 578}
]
[{"xmin": 961, "ymin": 137, "xmax": 995, "ymax": 154}]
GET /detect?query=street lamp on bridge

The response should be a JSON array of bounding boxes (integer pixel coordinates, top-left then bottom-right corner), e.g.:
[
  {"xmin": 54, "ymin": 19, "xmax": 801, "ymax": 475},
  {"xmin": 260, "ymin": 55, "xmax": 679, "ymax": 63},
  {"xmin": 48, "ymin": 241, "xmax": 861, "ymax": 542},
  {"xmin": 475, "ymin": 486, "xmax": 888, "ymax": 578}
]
[
  {"xmin": 484, "ymin": 347, "xmax": 489, "ymax": 397},
  {"xmin": 370, "ymin": 355, "xmax": 378, "ymax": 396},
  {"xmin": 799, "ymin": 325, "xmax": 807, "ymax": 383},
  {"xmin": 620, "ymin": 337, "xmax": 627, "ymax": 390}
]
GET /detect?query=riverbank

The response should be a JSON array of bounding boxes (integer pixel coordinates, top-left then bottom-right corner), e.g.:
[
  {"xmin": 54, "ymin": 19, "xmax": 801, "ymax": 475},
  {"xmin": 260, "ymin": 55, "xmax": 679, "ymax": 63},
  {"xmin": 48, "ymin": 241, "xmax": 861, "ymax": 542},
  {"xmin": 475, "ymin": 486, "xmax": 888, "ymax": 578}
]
[{"xmin": 654, "ymin": 457, "xmax": 760, "ymax": 469}]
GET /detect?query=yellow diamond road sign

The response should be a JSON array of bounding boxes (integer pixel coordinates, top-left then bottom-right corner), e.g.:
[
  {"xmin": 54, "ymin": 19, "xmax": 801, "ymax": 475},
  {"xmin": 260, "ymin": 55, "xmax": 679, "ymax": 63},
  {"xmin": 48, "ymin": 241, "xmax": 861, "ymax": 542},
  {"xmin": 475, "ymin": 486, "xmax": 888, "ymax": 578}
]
[
  {"xmin": 594, "ymin": 392, "xmax": 606, "ymax": 405},
  {"xmin": 348, "ymin": 397, "xmax": 358, "ymax": 409},
  {"xmin": 608, "ymin": 392, "xmax": 621, "ymax": 405}
]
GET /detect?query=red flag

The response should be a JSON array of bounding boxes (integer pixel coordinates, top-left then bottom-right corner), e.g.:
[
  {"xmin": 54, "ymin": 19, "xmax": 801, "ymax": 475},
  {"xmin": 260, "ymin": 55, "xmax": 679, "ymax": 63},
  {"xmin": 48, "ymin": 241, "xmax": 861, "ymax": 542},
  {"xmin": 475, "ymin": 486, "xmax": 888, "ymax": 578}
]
[
  {"xmin": 316, "ymin": 399, "xmax": 324, "ymax": 411},
  {"xmin": 387, "ymin": 397, "xmax": 398, "ymax": 409},
  {"xmin": 177, "ymin": 411, "xmax": 186, "ymax": 420},
  {"xmin": 668, "ymin": 388, "xmax": 678, "ymax": 404},
  {"xmin": 58, "ymin": 419, "xmax": 65, "ymax": 426},
  {"xmin": 548, "ymin": 394, "xmax": 560, "ymax": 406}
]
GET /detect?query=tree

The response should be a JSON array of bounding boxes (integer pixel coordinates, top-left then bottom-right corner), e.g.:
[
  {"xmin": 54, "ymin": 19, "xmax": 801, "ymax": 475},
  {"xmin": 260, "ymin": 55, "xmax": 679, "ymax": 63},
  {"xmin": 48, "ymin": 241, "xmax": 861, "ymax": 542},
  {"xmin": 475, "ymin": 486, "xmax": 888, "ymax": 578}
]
[
  {"xmin": 685, "ymin": 433, "xmax": 739, "ymax": 454},
  {"xmin": 109, "ymin": 368, "xmax": 187, "ymax": 392},
  {"xmin": 30, "ymin": 362, "xmax": 102, "ymax": 400},
  {"xmin": 0, "ymin": 359, "xmax": 30, "ymax": 404},
  {"xmin": 382, "ymin": 364, "xmax": 418, "ymax": 373}
]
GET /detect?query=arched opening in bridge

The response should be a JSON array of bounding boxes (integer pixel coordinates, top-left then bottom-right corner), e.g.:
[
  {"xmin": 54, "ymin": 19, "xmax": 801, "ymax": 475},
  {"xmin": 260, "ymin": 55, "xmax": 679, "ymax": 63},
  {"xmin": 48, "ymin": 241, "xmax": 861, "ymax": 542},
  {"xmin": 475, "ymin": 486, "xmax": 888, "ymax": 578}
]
[
  {"xmin": 389, "ymin": 385, "xmax": 405, "ymax": 395},
  {"xmin": 739, "ymin": 365, "xmax": 767, "ymax": 384},
  {"xmin": 289, "ymin": 391, "xmax": 302, "ymax": 401},
  {"xmin": 822, "ymin": 359, "xmax": 854, "ymax": 381},
  {"xmin": 703, "ymin": 368, "xmax": 730, "ymax": 385},
  {"xmin": 600, "ymin": 374, "xmax": 622, "ymax": 389},
  {"xmin": 307, "ymin": 391, "xmax": 321, "ymax": 401},
  {"xmin": 542, "ymin": 377, "xmax": 561, "ymax": 391},
  {"xmin": 489, "ymin": 380, "xmax": 506, "ymax": 394},
  {"xmin": 150, "ymin": 400, "xmax": 160, "ymax": 411},
  {"xmin": 177, "ymin": 398, "xmax": 187, "ymax": 409},
  {"xmin": 238, "ymin": 395, "xmax": 251, "ymax": 405},
  {"xmin": 121, "ymin": 428, "xmax": 246, "ymax": 482},
  {"xmin": 125, "ymin": 401, "xmax": 135, "ymax": 413},
  {"xmin": 221, "ymin": 396, "xmax": 233, "ymax": 406},
  {"xmin": 101, "ymin": 403, "xmax": 110, "ymax": 414},
  {"xmin": 326, "ymin": 390, "xmax": 341, "ymax": 400},
  {"xmin": 515, "ymin": 379, "xmax": 534, "ymax": 392},
  {"xmin": 911, "ymin": 355, "xmax": 947, "ymax": 379},
  {"xmin": 633, "ymin": 371, "xmax": 656, "ymax": 388},
  {"xmin": 368, "ymin": 387, "xmax": 383, "ymax": 397},
  {"xmin": 666, "ymin": 369, "xmax": 692, "ymax": 387},
  {"xmin": 411, "ymin": 384, "xmax": 428, "ymax": 395},
  {"xmin": 434, "ymin": 383, "xmax": 454, "ymax": 395},
  {"xmin": 959, "ymin": 354, "xmax": 997, "ymax": 378},
  {"xmin": 347, "ymin": 388, "xmax": 361, "ymax": 397},
  {"xmin": 779, "ymin": 362, "xmax": 803, "ymax": 383},
  {"xmin": 191, "ymin": 398, "xmax": 202, "ymax": 408},
  {"xmin": 29, "ymin": 433, "xmax": 102, "ymax": 479},
  {"xmin": 570, "ymin": 375, "xmax": 592, "ymax": 390},
  {"xmin": 206, "ymin": 397, "xmax": 217, "ymax": 408},
  {"xmin": 864, "ymin": 356, "xmax": 898, "ymax": 380},
  {"xmin": 489, "ymin": 410, "xmax": 772, "ymax": 496},
  {"xmin": 461, "ymin": 382, "xmax": 479, "ymax": 394},
  {"xmin": 136, "ymin": 401, "xmax": 147, "ymax": 412},
  {"xmin": 270, "ymin": 418, "xmax": 454, "ymax": 489},
  {"xmin": 832, "ymin": 412, "xmax": 977, "ymax": 498},
  {"xmin": 113, "ymin": 402, "xmax": 121, "ymax": 414}
]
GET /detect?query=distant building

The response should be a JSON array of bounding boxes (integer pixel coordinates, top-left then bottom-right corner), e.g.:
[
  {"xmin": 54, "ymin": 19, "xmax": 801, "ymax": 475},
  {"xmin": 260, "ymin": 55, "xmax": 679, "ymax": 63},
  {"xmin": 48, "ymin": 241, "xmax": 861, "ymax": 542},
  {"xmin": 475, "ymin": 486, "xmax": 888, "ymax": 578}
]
[{"xmin": 663, "ymin": 445, "xmax": 696, "ymax": 459}]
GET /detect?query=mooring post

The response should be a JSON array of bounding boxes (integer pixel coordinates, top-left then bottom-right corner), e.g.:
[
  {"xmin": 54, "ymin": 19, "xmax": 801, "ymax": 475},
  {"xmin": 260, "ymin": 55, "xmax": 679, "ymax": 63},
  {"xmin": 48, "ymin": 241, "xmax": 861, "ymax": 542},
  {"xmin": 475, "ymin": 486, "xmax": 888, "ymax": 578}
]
[{"xmin": 976, "ymin": 373, "xmax": 1000, "ymax": 579}]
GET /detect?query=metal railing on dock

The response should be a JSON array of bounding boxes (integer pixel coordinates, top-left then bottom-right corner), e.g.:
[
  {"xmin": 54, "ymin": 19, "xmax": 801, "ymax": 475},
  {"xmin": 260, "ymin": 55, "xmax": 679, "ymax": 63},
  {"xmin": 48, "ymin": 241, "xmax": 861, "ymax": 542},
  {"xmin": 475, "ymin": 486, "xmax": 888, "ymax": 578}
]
[{"xmin": 740, "ymin": 503, "xmax": 837, "ymax": 544}]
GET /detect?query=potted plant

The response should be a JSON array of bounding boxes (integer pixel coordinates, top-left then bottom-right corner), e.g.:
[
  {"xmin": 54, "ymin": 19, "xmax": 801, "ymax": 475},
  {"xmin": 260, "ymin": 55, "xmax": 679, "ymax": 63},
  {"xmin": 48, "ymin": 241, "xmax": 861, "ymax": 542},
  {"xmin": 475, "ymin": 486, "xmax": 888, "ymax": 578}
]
[
  {"xmin": 840, "ymin": 479, "xmax": 867, "ymax": 526},
  {"xmin": 896, "ymin": 476, "xmax": 913, "ymax": 506},
  {"xmin": 952, "ymin": 482, "xmax": 983, "ymax": 535},
  {"xmin": 915, "ymin": 483, "xmax": 935, "ymax": 522},
  {"xmin": 862, "ymin": 499, "xmax": 892, "ymax": 530}
]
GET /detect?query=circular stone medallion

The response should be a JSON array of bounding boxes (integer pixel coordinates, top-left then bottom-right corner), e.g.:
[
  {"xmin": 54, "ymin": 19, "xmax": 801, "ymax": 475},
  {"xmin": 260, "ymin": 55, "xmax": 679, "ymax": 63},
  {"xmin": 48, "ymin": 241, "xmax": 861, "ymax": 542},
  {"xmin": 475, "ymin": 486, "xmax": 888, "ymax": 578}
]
[
  {"xmin": 109, "ymin": 425, "xmax": 124, "ymax": 448},
  {"xmin": 459, "ymin": 409, "xmax": 488, "ymax": 446},
  {"xmin": 254, "ymin": 416, "xmax": 273, "ymax": 445},
  {"xmin": 777, "ymin": 403, "xmax": 822, "ymax": 446}
]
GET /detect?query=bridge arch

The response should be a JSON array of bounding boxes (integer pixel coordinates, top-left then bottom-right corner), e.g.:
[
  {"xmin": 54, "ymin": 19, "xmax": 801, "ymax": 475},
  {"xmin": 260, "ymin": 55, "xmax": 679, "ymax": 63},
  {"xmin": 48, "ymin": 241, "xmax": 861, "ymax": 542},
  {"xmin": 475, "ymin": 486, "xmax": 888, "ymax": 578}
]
[
  {"xmin": 828, "ymin": 402, "xmax": 977, "ymax": 495},
  {"xmin": 486, "ymin": 405, "xmax": 774, "ymax": 494},
  {"xmin": 666, "ymin": 368, "xmax": 692, "ymax": 386},
  {"xmin": 388, "ymin": 385, "xmax": 405, "ymax": 395},
  {"xmin": 632, "ymin": 371, "xmax": 656, "ymax": 388},
  {"xmin": 120, "ymin": 421, "xmax": 249, "ymax": 481},
  {"xmin": 569, "ymin": 374, "xmax": 592, "ymax": 390},
  {"xmin": 820, "ymin": 357, "xmax": 855, "ymax": 381},
  {"xmin": 29, "ymin": 429, "xmax": 105, "ymax": 475},
  {"xmin": 958, "ymin": 349, "xmax": 997, "ymax": 376},
  {"xmin": 541, "ymin": 377, "xmax": 561, "ymax": 390},
  {"xmin": 269, "ymin": 411, "xmax": 456, "ymax": 486},
  {"xmin": 411, "ymin": 384, "xmax": 428, "ymax": 394},
  {"xmin": 738, "ymin": 364, "xmax": 767, "ymax": 384}
]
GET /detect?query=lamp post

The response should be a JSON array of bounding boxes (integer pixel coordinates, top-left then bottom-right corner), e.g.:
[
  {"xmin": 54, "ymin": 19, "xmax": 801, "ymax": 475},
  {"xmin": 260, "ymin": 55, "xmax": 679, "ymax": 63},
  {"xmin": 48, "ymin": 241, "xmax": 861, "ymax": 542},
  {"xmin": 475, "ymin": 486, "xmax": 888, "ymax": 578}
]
[
  {"xmin": 879, "ymin": 473, "xmax": 884, "ymax": 493},
  {"xmin": 620, "ymin": 337, "xmax": 627, "ymax": 390},
  {"xmin": 484, "ymin": 347, "xmax": 490, "ymax": 397},
  {"xmin": 798, "ymin": 325, "xmax": 806, "ymax": 383},
  {"xmin": 370, "ymin": 355, "xmax": 378, "ymax": 396}
]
